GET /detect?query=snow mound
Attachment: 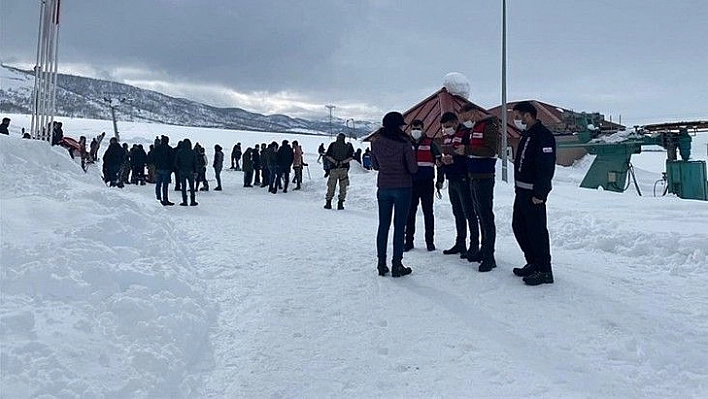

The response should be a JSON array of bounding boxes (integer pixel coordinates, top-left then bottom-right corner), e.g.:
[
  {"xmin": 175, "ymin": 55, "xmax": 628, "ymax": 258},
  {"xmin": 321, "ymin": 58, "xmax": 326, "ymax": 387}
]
[
  {"xmin": 0, "ymin": 136, "xmax": 216, "ymax": 397},
  {"xmin": 443, "ymin": 72, "xmax": 471, "ymax": 99}
]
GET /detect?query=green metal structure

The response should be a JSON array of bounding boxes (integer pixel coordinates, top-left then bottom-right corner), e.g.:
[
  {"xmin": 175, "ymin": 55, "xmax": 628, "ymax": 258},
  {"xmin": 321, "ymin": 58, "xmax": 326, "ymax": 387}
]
[{"xmin": 559, "ymin": 121, "xmax": 708, "ymax": 201}]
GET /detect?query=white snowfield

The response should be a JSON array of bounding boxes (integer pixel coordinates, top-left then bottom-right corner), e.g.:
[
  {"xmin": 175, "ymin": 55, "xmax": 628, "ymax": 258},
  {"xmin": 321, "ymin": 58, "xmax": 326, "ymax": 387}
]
[{"xmin": 1, "ymin": 115, "xmax": 708, "ymax": 398}]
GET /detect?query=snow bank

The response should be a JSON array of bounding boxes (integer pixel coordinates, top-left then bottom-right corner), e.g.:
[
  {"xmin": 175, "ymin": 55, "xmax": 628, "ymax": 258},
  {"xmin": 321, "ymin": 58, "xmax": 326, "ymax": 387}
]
[{"xmin": 0, "ymin": 136, "xmax": 216, "ymax": 397}]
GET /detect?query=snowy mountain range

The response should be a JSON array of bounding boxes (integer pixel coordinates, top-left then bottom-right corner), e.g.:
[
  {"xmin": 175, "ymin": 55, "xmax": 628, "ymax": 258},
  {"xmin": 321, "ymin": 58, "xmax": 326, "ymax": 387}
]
[{"xmin": 0, "ymin": 64, "xmax": 376, "ymax": 136}]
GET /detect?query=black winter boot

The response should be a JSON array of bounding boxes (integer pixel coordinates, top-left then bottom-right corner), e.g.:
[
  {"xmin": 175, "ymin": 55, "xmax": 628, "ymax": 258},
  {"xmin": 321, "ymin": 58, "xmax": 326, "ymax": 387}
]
[
  {"xmin": 478, "ymin": 259, "xmax": 497, "ymax": 272},
  {"xmin": 391, "ymin": 260, "xmax": 412, "ymax": 278},
  {"xmin": 324, "ymin": 199, "xmax": 332, "ymax": 209},
  {"xmin": 337, "ymin": 200, "xmax": 344, "ymax": 210},
  {"xmin": 443, "ymin": 244, "xmax": 465, "ymax": 255},
  {"xmin": 513, "ymin": 264, "xmax": 536, "ymax": 277},
  {"xmin": 377, "ymin": 259, "xmax": 389, "ymax": 277},
  {"xmin": 523, "ymin": 271, "xmax": 554, "ymax": 286}
]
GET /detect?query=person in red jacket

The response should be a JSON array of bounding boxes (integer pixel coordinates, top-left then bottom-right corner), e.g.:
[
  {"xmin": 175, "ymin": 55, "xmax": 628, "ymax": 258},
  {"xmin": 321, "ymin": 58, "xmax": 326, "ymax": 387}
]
[{"xmin": 404, "ymin": 119, "xmax": 442, "ymax": 252}]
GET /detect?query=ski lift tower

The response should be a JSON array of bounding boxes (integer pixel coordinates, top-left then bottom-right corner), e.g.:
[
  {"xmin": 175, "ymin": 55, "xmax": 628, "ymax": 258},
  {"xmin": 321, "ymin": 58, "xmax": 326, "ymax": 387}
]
[
  {"xmin": 30, "ymin": 0, "xmax": 62, "ymax": 141},
  {"xmin": 325, "ymin": 104, "xmax": 336, "ymax": 137},
  {"xmin": 102, "ymin": 94, "xmax": 132, "ymax": 142}
]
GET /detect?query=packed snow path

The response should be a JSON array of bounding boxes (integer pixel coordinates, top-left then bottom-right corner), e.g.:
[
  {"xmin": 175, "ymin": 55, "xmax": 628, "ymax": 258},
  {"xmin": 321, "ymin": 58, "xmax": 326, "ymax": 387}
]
[{"xmin": 2, "ymin": 122, "xmax": 708, "ymax": 397}]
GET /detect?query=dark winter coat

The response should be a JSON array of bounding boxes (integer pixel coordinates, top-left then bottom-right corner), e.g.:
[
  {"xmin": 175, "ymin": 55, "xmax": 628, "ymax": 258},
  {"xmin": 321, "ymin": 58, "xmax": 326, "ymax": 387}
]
[
  {"xmin": 251, "ymin": 148, "xmax": 261, "ymax": 169},
  {"xmin": 371, "ymin": 127, "xmax": 418, "ymax": 189},
  {"xmin": 263, "ymin": 146, "xmax": 277, "ymax": 167},
  {"xmin": 277, "ymin": 144, "xmax": 294, "ymax": 173},
  {"xmin": 514, "ymin": 120, "xmax": 556, "ymax": 201},
  {"xmin": 132, "ymin": 147, "xmax": 148, "ymax": 168},
  {"xmin": 152, "ymin": 143, "xmax": 174, "ymax": 170},
  {"xmin": 242, "ymin": 150, "xmax": 254, "ymax": 172},
  {"xmin": 213, "ymin": 149, "xmax": 224, "ymax": 170},
  {"xmin": 0, "ymin": 121, "xmax": 9, "ymax": 135},
  {"xmin": 174, "ymin": 140, "xmax": 198, "ymax": 174},
  {"xmin": 103, "ymin": 142, "xmax": 124, "ymax": 169}
]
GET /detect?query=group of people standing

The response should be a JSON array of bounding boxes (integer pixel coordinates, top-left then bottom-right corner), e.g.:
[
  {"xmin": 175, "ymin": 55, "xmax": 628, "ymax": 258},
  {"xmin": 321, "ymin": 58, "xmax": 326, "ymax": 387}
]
[
  {"xmin": 104, "ymin": 135, "xmax": 220, "ymax": 206},
  {"xmin": 234, "ymin": 140, "xmax": 305, "ymax": 193},
  {"xmin": 370, "ymin": 101, "xmax": 557, "ymax": 286}
]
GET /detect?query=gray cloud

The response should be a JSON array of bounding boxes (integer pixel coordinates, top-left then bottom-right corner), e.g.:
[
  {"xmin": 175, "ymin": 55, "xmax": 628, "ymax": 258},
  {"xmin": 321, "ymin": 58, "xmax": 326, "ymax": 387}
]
[{"xmin": 1, "ymin": 0, "xmax": 707, "ymax": 124}]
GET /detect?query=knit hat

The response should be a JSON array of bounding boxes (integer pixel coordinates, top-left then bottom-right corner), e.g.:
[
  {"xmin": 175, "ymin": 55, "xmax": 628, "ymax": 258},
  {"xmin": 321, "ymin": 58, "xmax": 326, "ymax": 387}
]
[{"xmin": 382, "ymin": 112, "xmax": 406, "ymax": 128}]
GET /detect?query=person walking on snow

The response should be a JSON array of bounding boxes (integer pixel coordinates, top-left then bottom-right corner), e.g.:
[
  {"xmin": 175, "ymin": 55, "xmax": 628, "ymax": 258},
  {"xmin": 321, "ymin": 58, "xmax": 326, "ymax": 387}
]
[{"xmin": 324, "ymin": 133, "xmax": 355, "ymax": 209}]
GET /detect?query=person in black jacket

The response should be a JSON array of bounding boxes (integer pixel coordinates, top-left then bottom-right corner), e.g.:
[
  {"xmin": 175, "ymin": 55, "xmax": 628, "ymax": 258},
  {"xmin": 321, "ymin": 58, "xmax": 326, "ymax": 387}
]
[
  {"xmin": 102, "ymin": 137, "xmax": 124, "ymax": 187},
  {"xmin": 510, "ymin": 101, "xmax": 556, "ymax": 286},
  {"xmin": 132, "ymin": 144, "xmax": 148, "ymax": 185},
  {"xmin": 174, "ymin": 139, "xmax": 199, "ymax": 206},
  {"xmin": 153, "ymin": 136, "xmax": 175, "ymax": 205},
  {"xmin": 252, "ymin": 145, "xmax": 261, "ymax": 185},
  {"xmin": 276, "ymin": 140, "xmax": 294, "ymax": 193},
  {"xmin": 0, "ymin": 117, "xmax": 10, "ymax": 135}
]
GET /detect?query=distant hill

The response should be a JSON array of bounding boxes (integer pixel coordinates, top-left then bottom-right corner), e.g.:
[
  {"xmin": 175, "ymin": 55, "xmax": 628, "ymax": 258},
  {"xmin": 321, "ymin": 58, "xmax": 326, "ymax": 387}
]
[{"xmin": 0, "ymin": 64, "xmax": 376, "ymax": 137}]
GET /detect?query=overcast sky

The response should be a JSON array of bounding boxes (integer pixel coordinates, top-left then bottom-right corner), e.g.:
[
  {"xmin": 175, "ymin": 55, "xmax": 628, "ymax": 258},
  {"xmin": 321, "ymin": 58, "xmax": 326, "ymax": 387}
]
[{"xmin": 1, "ymin": 0, "xmax": 707, "ymax": 125}]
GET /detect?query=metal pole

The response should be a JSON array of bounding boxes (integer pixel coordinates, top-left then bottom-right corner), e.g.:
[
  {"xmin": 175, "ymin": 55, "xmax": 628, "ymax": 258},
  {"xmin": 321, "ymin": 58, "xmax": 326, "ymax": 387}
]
[
  {"xmin": 31, "ymin": 0, "xmax": 47, "ymax": 138},
  {"xmin": 501, "ymin": 0, "xmax": 509, "ymax": 182},
  {"xmin": 48, "ymin": 0, "xmax": 60, "ymax": 137}
]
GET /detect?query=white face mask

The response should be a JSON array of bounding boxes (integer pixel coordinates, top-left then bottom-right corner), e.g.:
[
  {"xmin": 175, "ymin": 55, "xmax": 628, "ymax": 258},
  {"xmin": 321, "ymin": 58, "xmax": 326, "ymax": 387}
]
[
  {"xmin": 443, "ymin": 127, "xmax": 455, "ymax": 136},
  {"xmin": 514, "ymin": 119, "xmax": 527, "ymax": 130},
  {"xmin": 463, "ymin": 120, "xmax": 475, "ymax": 129},
  {"xmin": 411, "ymin": 129, "xmax": 423, "ymax": 140}
]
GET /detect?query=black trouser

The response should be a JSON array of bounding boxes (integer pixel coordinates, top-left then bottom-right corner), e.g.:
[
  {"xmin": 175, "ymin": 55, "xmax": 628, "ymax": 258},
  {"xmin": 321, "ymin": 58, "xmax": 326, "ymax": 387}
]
[
  {"xmin": 214, "ymin": 167, "xmax": 222, "ymax": 188},
  {"xmin": 293, "ymin": 166, "xmax": 303, "ymax": 188},
  {"xmin": 512, "ymin": 189, "xmax": 552, "ymax": 272},
  {"xmin": 262, "ymin": 167, "xmax": 270, "ymax": 187},
  {"xmin": 276, "ymin": 170, "xmax": 290, "ymax": 191},
  {"xmin": 470, "ymin": 177, "xmax": 496, "ymax": 261},
  {"xmin": 253, "ymin": 167, "xmax": 261, "ymax": 185},
  {"xmin": 405, "ymin": 179, "xmax": 435, "ymax": 246},
  {"xmin": 448, "ymin": 177, "xmax": 479, "ymax": 250},
  {"xmin": 179, "ymin": 172, "xmax": 196, "ymax": 204},
  {"xmin": 244, "ymin": 170, "xmax": 253, "ymax": 186}
]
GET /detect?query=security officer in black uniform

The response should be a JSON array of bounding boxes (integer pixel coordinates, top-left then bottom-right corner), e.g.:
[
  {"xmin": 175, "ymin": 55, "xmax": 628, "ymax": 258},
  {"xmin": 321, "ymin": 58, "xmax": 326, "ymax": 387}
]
[{"xmin": 510, "ymin": 101, "xmax": 556, "ymax": 286}]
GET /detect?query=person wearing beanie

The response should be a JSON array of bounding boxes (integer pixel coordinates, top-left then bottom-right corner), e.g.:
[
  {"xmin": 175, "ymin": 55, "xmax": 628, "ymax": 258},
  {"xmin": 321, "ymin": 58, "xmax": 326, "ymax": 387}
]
[
  {"xmin": 324, "ymin": 133, "xmax": 355, "ymax": 209},
  {"xmin": 371, "ymin": 111, "xmax": 418, "ymax": 277}
]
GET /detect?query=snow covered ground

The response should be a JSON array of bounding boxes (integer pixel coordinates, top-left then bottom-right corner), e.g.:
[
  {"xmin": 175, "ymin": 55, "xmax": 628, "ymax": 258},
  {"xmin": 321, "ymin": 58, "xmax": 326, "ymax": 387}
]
[{"xmin": 2, "ymin": 114, "xmax": 708, "ymax": 398}]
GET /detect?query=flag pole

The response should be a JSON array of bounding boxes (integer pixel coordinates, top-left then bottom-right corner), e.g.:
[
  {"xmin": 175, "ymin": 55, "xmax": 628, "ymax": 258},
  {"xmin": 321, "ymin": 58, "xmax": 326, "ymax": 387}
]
[{"xmin": 501, "ymin": 0, "xmax": 509, "ymax": 182}]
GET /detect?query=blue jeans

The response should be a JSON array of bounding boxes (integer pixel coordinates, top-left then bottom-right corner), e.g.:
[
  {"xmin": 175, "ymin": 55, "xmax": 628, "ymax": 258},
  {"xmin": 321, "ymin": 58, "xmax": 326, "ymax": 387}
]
[
  {"xmin": 377, "ymin": 188, "xmax": 412, "ymax": 263},
  {"xmin": 155, "ymin": 169, "xmax": 172, "ymax": 201}
]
